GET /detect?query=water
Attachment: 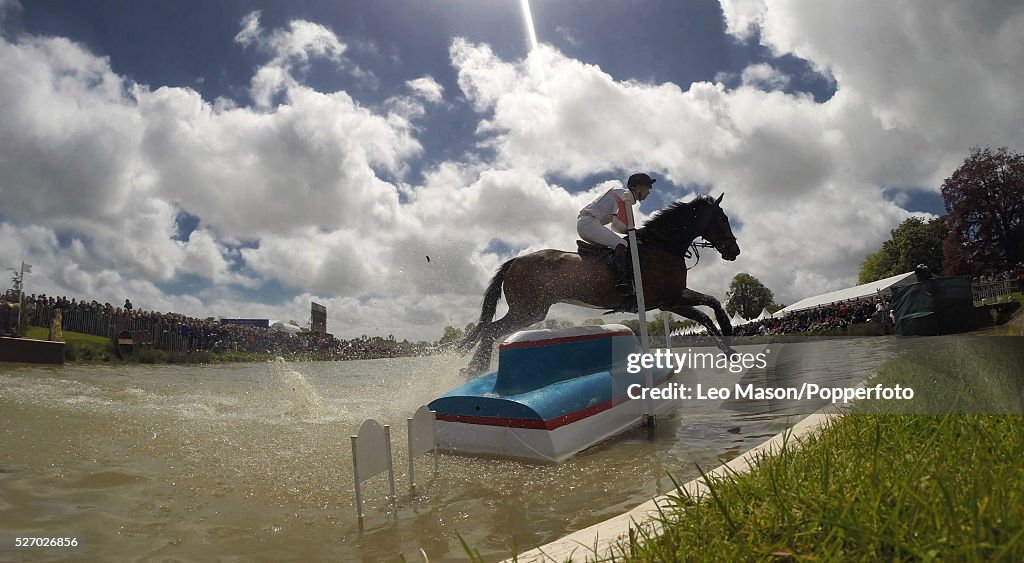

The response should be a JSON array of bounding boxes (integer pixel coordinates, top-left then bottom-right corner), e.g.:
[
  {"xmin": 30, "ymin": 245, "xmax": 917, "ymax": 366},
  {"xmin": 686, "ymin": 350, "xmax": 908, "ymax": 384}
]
[{"xmin": 0, "ymin": 338, "xmax": 941, "ymax": 561}]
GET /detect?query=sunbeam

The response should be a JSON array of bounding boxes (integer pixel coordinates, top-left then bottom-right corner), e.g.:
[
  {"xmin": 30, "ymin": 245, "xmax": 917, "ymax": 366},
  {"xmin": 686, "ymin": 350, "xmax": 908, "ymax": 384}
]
[{"xmin": 519, "ymin": 0, "xmax": 538, "ymax": 51}]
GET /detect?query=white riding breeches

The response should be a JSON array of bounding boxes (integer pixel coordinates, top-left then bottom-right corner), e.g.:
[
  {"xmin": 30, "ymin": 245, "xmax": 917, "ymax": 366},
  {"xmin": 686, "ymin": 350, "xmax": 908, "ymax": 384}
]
[{"xmin": 577, "ymin": 215, "xmax": 627, "ymax": 249}]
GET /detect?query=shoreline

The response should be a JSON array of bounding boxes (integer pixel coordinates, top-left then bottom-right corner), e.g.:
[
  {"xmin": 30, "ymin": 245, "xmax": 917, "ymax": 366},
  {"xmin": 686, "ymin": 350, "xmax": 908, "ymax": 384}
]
[{"xmin": 8, "ymin": 326, "xmax": 443, "ymax": 367}]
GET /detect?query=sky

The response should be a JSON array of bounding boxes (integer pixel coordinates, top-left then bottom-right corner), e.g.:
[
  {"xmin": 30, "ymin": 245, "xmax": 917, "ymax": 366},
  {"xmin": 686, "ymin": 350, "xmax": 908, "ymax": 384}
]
[{"xmin": 1, "ymin": 0, "xmax": 1021, "ymax": 341}]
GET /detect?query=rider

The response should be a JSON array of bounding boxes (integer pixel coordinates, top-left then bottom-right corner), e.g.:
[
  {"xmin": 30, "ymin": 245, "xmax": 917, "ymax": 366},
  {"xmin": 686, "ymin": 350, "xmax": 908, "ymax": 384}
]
[{"xmin": 577, "ymin": 172, "xmax": 655, "ymax": 297}]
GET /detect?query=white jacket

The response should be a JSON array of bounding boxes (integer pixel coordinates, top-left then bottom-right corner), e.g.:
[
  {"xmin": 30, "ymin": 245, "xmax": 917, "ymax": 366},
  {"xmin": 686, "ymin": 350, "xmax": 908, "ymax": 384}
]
[{"xmin": 579, "ymin": 187, "xmax": 635, "ymax": 233}]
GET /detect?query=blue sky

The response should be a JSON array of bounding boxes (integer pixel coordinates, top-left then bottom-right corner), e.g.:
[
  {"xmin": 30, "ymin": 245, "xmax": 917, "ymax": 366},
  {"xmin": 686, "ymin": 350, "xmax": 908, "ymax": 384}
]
[{"xmin": 0, "ymin": 0, "xmax": 1019, "ymax": 340}]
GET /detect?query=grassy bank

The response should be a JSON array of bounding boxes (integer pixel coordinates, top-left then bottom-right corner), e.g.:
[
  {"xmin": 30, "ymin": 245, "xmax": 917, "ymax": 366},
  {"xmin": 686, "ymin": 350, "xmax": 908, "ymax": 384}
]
[
  {"xmin": 619, "ymin": 337, "xmax": 1024, "ymax": 562},
  {"xmin": 22, "ymin": 327, "xmax": 275, "ymax": 364}
]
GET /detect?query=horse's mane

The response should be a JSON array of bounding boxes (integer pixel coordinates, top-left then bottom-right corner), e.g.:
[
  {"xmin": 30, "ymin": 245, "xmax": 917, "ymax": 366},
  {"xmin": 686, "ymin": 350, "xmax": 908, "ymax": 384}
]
[{"xmin": 636, "ymin": 195, "xmax": 716, "ymax": 240}]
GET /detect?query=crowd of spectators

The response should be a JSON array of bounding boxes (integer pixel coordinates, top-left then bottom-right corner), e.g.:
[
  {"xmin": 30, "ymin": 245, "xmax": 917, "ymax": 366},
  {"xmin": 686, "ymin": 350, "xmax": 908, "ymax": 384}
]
[
  {"xmin": 973, "ymin": 263, "xmax": 1024, "ymax": 292},
  {"xmin": 732, "ymin": 296, "xmax": 892, "ymax": 337},
  {"xmin": 21, "ymin": 294, "xmax": 430, "ymax": 360}
]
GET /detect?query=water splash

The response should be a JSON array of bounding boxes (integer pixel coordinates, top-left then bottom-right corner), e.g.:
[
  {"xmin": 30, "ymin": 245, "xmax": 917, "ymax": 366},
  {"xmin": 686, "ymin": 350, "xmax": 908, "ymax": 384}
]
[{"xmin": 272, "ymin": 357, "xmax": 324, "ymax": 421}]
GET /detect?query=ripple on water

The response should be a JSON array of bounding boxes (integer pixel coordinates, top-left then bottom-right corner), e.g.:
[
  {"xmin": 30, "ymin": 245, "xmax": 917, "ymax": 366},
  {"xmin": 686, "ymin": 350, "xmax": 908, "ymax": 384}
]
[{"xmin": 74, "ymin": 470, "xmax": 150, "ymax": 489}]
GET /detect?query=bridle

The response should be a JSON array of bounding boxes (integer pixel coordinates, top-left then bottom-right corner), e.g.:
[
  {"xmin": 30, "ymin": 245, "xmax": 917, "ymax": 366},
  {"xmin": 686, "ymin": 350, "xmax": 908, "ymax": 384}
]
[
  {"xmin": 685, "ymin": 210, "xmax": 737, "ymax": 270},
  {"xmin": 641, "ymin": 200, "xmax": 737, "ymax": 270},
  {"xmin": 684, "ymin": 237, "xmax": 740, "ymax": 270}
]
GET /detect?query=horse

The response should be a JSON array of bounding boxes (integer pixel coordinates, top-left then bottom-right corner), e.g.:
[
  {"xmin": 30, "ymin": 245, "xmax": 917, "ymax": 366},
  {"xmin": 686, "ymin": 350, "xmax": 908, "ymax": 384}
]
[{"xmin": 458, "ymin": 193, "xmax": 741, "ymax": 375}]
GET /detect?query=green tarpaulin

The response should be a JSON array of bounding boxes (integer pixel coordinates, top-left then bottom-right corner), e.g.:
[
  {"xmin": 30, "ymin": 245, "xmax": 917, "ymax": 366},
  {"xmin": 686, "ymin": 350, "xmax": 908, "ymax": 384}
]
[{"xmin": 891, "ymin": 275, "xmax": 975, "ymax": 336}]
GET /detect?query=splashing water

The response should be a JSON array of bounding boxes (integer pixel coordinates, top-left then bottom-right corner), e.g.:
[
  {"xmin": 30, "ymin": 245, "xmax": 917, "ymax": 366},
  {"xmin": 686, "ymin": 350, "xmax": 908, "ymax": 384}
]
[{"xmin": 272, "ymin": 357, "xmax": 324, "ymax": 420}]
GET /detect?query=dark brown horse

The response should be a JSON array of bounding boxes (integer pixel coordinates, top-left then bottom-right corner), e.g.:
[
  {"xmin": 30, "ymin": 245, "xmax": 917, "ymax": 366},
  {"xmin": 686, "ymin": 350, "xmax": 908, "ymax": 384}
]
[{"xmin": 459, "ymin": 194, "xmax": 741, "ymax": 374}]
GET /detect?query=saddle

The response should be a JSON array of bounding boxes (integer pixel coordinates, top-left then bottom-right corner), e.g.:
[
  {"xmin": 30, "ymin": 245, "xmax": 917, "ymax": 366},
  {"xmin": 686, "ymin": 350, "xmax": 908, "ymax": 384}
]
[{"xmin": 576, "ymin": 239, "xmax": 618, "ymax": 259}]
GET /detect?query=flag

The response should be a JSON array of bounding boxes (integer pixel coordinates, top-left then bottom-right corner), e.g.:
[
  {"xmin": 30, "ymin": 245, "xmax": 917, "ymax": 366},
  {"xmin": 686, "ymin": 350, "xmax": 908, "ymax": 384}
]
[{"xmin": 22, "ymin": 262, "xmax": 32, "ymax": 274}]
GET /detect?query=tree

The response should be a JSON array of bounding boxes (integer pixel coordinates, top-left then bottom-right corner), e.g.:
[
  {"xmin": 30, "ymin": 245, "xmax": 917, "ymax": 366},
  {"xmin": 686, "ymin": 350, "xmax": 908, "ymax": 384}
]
[
  {"xmin": 858, "ymin": 217, "xmax": 946, "ymax": 283},
  {"xmin": 437, "ymin": 325, "xmax": 463, "ymax": 348},
  {"xmin": 621, "ymin": 319, "xmax": 656, "ymax": 335},
  {"xmin": 6, "ymin": 267, "xmax": 22, "ymax": 301},
  {"xmin": 941, "ymin": 147, "xmax": 1024, "ymax": 275},
  {"xmin": 724, "ymin": 273, "xmax": 775, "ymax": 320}
]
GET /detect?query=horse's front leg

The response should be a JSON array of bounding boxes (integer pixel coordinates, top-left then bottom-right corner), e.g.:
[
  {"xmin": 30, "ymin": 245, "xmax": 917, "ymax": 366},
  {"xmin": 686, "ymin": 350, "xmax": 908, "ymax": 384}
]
[
  {"xmin": 668, "ymin": 305, "xmax": 736, "ymax": 356},
  {"xmin": 667, "ymin": 305, "xmax": 720, "ymax": 338},
  {"xmin": 678, "ymin": 288, "xmax": 733, "ymax": 337}
]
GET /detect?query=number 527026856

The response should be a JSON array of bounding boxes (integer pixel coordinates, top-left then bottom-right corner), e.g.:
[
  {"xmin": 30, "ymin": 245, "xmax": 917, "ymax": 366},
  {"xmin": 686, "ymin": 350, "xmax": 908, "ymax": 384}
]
[{"xmin": 16, "ymin": 537, "xmax": 79, "ymax": 547}]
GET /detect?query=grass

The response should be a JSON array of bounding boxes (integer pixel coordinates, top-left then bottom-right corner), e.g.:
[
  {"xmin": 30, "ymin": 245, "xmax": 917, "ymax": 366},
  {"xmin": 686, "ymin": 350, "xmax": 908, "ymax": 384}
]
[
  {"xmin": 25, "ymin": 326, "xmax": 112, "ymax": 361},
  {"xmin": 615, "ymin": 337, "xmax": 1024, "ymax": 562},
  {"xmin": 21, "ymin": 326, "xmax": 276, "ymax": 364}
]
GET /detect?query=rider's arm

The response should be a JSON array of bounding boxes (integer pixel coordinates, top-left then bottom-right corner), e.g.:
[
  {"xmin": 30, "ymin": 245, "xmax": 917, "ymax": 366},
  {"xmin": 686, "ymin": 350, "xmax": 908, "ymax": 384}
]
[{"xmin": 609, "ymin": 189, "xmax": 635, "ymax": 233}]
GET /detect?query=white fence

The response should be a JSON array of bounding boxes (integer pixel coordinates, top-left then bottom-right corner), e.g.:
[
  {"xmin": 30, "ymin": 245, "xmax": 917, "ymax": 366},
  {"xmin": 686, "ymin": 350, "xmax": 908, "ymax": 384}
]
[
  {"xmin": 351, "ymin": 405, "xmax": 438, "ymax": 522},
  {"xmin": 973, "ymin": 280, "xmax": 1019, "ymax": 303}
]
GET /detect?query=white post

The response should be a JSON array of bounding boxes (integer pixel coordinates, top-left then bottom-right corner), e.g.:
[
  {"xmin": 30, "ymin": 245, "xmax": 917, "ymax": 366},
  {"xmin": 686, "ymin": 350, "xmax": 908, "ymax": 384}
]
[
  {"xmin": 351, "ymin": 419, "xmax": 396, "ymax": 521},
  {"xmin": 383, "ymin": 425, "xmax": 396, "ymax": 502},
  {"xmin": 351, "ymin": 435, "xmax": 363, "ymax": 521},
  {"xmin": 407, "ymin": 417, "xmax": 416, "ymax": 492},
  {"xmin": 17, "ymin": 261, "xmax": 27, "ymax": 329},
  {"xmin": 430, "ymin": 413, "xmax": 439, "ymax": 476},
  {"xmin": 408, "ymin": 406, "xmax": 439, "ymax": 492},
  {"xmin": 625, "ymin": 209, "xmax": 649, "ymax": 353},
  {"xmin": 662, "ymin": 311, "xmax": 672, "ymax": 350},
  {"xmin": 625, "ymin": 205, "xmax": 654, "ymax": 425}
]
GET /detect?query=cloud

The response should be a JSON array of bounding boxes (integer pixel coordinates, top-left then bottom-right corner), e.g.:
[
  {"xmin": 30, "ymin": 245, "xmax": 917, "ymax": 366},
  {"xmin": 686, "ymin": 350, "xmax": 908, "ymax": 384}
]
[
  {"xmin": 740, "ymin": 63, "xmax": 790, "ymax": 90},
  {"xmin": 2, "ymin": 2, "xmax": 1022, "ymax": 341},
  {"xmin": 233, "ymin": 10, "xmax": 377, "ymax": 106},
  {"xmin": 719, "ymin": 0, "xmax": 1024, "ymax": 170},
  {"xmin": 406, "ymin": 76, "xmax": 444, "ymax": 104},
  {"xmin": 0, "ymin": 20, "xmax": 429, "ymax": 331},
  {"xmin": 555, "ymin": 25, "xmax": 581, "ymax": 48},
  {"xmin": 446, "ymin": 0, "xmax": 1023, "ymax": 307}
]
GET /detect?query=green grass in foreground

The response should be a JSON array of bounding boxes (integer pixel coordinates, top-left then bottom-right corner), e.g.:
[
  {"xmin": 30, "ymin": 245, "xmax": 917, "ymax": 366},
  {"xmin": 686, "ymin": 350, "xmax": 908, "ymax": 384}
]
[{"xmin": 616, "ymin": 338, "xmax": 1024, "ymax": 562}]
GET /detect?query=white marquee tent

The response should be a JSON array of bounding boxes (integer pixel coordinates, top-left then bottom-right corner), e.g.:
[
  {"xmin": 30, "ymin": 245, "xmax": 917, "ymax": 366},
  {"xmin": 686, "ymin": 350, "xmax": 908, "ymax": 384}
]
[
  {"xmin": 730, "ymin": 312, "xmax": 748, "ymax": 327},
  {"xmin": 778, "ymin": 271, "xmax": 917, "ymax": 316}
]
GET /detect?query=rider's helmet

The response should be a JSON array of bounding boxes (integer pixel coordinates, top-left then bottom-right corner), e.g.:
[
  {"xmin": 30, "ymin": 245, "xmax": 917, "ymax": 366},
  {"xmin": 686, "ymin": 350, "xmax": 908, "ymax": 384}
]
[{"xmin": 627, "ymin": 173, "xmax": 656, "ymax": 189}]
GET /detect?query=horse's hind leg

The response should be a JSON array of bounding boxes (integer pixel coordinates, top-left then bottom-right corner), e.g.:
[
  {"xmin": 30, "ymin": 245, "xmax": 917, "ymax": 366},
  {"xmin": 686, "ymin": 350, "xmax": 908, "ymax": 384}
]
[{"xmin": 466, "ymin": 304, "xmax": 549, "ymax": 375}]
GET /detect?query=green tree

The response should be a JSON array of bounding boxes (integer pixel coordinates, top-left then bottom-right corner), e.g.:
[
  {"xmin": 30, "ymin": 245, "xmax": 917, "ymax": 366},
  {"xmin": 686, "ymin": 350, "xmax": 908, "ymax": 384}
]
[
  {"xmin": 437, "ymin": 325, "xmax": 463, "ymax": 348},
  {"xmin": 941, "ymin": 146, "xmax": 1024, "ymax": 274},
  {"xmin": 858, "ymin": 217, "xmax": 945, "ymax": 283},
  {"xmin": 725, "ymin": 273, "xmax": 775, "ymax": 320}
]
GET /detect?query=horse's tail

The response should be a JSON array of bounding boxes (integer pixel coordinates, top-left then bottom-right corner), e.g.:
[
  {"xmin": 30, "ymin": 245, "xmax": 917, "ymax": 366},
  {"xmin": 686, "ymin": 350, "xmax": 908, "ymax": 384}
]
[{"xmin": 457, "ymin": 258, "xmax": 515, "ymax": 353}]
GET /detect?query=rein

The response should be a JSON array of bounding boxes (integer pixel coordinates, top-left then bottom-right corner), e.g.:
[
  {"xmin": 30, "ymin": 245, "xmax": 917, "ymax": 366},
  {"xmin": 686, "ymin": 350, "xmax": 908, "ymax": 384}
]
[
  {"xmin": 639, "ymin": 238, "xmax": 716, "ymax": 270},
  {"xmin": 684, "ymin": 241, "xmax": 716, "ymax": 270}
]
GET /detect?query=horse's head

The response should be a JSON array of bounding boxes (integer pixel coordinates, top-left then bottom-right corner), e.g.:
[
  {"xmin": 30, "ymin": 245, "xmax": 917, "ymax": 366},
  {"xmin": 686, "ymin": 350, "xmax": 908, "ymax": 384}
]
[
  {"xmin": 636, "ymin": 193, "xmax": 741, "ymax": 261},
  {"xmin": 703, "ymin": 193, "xmax": 740, "ymax": 261}
]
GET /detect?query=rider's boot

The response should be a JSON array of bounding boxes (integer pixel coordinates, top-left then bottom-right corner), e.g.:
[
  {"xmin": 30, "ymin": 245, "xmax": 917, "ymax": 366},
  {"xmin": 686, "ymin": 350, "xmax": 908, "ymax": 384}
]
[{"xmin": 612, "ymin": 245, "xmax": 635, "ymax": 298}]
